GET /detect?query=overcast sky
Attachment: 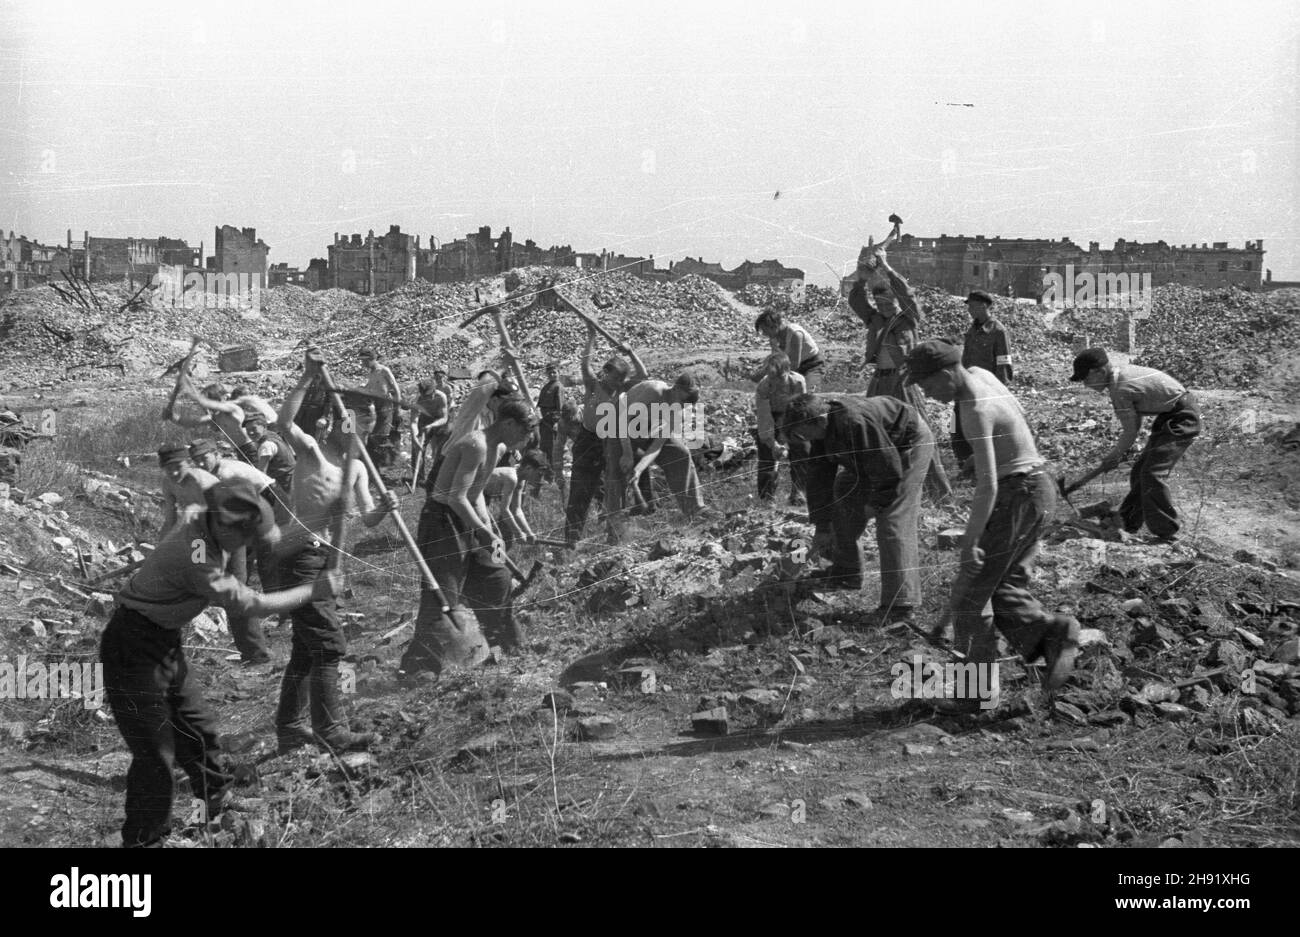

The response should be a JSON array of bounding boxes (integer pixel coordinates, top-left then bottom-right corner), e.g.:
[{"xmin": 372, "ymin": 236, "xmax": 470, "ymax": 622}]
[{"xmin": 3, "ymin": 0, "xmax": 1296, "ymax": 286}]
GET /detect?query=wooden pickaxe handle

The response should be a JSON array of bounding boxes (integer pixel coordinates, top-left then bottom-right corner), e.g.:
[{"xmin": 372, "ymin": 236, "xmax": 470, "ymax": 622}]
[
  {"xmin": 316, "ymin": 361, "xmax": 449, "ymax": 610},
  {"xmin": 1062, "ymin": 462, "xmax": 1117, "ymax": 496}
]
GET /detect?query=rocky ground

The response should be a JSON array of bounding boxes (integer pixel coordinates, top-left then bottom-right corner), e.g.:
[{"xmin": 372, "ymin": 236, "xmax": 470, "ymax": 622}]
[{"xmin": 0, "ymin": 273, "xmax": 1297, "ymax": 848}]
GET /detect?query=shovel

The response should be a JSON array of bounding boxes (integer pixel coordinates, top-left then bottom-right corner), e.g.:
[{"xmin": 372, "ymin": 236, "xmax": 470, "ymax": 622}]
[{"xmin": 315, "ymin": 355, "xmax": 490, "ymax": 671}]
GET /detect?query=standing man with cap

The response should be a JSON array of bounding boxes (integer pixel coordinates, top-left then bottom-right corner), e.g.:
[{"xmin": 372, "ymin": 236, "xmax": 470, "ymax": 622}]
[
  {"xmin": 1071, "ymin": 347, "xmax": 1200, "ymax": 543},
  {"xmin": 536, "ymin": 361, "xmax": 564, "ymax": 489},
  {"xmin": 906, "ymin": 340, "xmax": 1080, "ymax": 701},
  {"xmin": 188, "ymin": 439, "xmax": 275, "ymax": 663},
  {"xmin": 274, "ymin": 349, "xmax": 396, "ymax": 753},
  {"xmin": 157, "ymin": 446, "xmax": 218, "ymax": 535},
  {"xmin": 782, "ymin": 391, "xmax": 934, "ymax": 628},
  {"xmin": 952, "ymin": 290, "xmax": 1014, "ymax": 471},
  {"xmin": 101, "ymin": 476, "xmax": 345, "ymax": 847}
]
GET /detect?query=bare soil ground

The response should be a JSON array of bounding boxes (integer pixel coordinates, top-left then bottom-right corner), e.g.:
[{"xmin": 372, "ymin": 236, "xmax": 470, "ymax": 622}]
[{"xmin": 0, "ymin": 346, "xmax": 1297, "ymax": 849}]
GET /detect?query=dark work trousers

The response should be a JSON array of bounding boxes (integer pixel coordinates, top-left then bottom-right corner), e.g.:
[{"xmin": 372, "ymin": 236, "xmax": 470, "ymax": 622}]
[
  {"xmin": 367, "ymin": 402, "xmax": 395, "ymax": 469},
  {"xmin": 274, "ymin": 545, "xmax": 351, "ymax": 744},
  {"xmin": 627, "ymin": 437, "xmax": 704, "ymax": 515},
  {"xmin": 1120, "ymin": 396, "xmax": 1201, "ymax": 539},
  {"xmin": 755, "ymin": 411, "xmax": 807, "ymax": 502},
  {"xmin": 868, "ymin": 370, "xmax": 953, "ymax": 497},
  {"xmin": 564, "ymin": 427, "xmax": 606, "ymax": 545},
  {"xmin": 419, "ymin": 499, "xmax": 519, "ymax": 650},
  {"xmin": 252, "ymin": 485, "xmax": 289, "ymax": 594},
  {"xmin": 101, "ymin": 606, "xmax": 232, "ymax": 847},
  {"xmin": 225, "ymin": 545, "xmax": 268, "ymax": 660},
  {"xmin": 797, "ymin": 354, "xmax": 826, "ymax": 394},
  {"xmin": 538, "ymin": 418, "xmax": 558, "ymax": 481},
  {"xmin": 952, "ymin": 470, "xmax": 1056, "ymax": 664},
  {"xmin": 828, "ymin": 424, "xmax": 932, "ymax": 610},
  {"xmin": 951, "ymin": 402, "xmax": 973, "ymax": 464}
]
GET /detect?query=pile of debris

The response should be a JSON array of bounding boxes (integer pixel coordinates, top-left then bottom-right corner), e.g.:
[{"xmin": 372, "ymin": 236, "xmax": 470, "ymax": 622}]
[
  {"xmin": 1134, "ymin": 286, "xmax": 1300, "ymax": 390},
  {"xmin": 736, "ymin": 282, "xmax": 842, "ymax": 316}
]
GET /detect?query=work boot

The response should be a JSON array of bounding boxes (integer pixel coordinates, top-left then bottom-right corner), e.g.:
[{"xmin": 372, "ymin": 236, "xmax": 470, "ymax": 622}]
[
  {"xmin": 275, "ymin": 663, "xmax": 315, "ymax": 753},
  {"xmin": 308, "ymin": 658, "xmax": 378, "ymax": 751},
  {"xmin": 801, "ymin": 566, "xmax": 863, "ymax": 591},
  {"xmin": 1039, "ymin": 614, "xmax": 1081, "ymax": 691},
  {"xmin": 862, "ymin": 606, "xmax": 917, "ymax": 628}
]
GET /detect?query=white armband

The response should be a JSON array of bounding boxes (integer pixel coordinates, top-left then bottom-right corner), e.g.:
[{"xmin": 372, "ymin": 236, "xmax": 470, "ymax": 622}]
[{"xmin": 995, "ymin": 355, "xmax": 1012, "ymax": 365}]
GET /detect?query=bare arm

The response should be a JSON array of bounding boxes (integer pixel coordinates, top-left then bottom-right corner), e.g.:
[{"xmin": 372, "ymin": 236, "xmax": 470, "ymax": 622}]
[
  {"xmin": 632, "ymin": 436, "xmax": 667, "ymax": 477},
  {"xmin": 579, "ymin": 326, "xmax": 597, "ymax": 384},
  {"xmin": 444, "ymin": 441, "xmax": 496, "ymax": 541},
  {"xmin": 507, "ymin": 474, "xmax": 535, "ymax": 542},
  {"xmin": 958, "ymin": 399, "xmax": 999, "ymax": 565},
  {"xmin": 276, "ymin": 369, "xmax": 318, "ymax": 454}
]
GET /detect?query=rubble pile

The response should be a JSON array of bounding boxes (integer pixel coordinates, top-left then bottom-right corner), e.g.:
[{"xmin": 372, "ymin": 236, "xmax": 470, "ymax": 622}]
[
  {"xmin": 736, "ymin": 283, "xmax": 842, "ymax": 315},
  {"xmin": 1041, "ymin": 539, "xmax": 1300, "ymax": 731},
  {"xmin": 1134, "ymin": 286, "xmax": 1300, "ymax": 389}
]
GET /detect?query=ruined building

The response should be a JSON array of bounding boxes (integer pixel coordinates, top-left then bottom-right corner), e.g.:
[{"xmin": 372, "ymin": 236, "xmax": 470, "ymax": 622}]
[
  {"xmin": 840, "ymin": 234, "xmax": 1267, "ymax": 298},
  {"xmin": 209, "ymin": 225, "xmax": 269, "ymax": 289},
  {"xmin": 1, "ymin": 231, "xmax": 62, "ymax": 293},
  {"xmin": 669, "ymin": 257, "xmax": 805, "ymax": 291}
]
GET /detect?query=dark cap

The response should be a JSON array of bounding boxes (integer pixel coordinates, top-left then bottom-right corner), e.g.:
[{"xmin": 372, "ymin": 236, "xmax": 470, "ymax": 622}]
[
  {"xmin": 417, "ymin": 379, "xmax": 434, "ymax": 394},
  {"xmin": 965, "ymin": 290, "xmax": 994, "ymax": 306},
  {"xmin": 157, "ymin": 446, "xmax": 189, "ymax": 466},
  {"xmin": 904, "ymin": 340, "xmax": 961, "ymax": 383},
  {"xmin": 204, "ymin": 477, "xmax": 275, "ymax": 538},
  {"xmin": 1071, "ymin": 347, "xmax": 1109, "ymax": 381},
  {"xmin": 188, "ymin": 438, "xmax": 218, "ymax": 458},
  {"xmin": 358, "ymin": 346, "xmax": 376, "ymax": 358},
  {"xmin": 242, "ymin": 412, "xmax": 267, "ymax": 427}
]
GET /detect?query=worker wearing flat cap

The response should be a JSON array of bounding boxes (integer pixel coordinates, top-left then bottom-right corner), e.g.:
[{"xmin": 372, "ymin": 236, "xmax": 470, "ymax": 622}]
[
  {"xmin": 101, "ymin": 477, "xmax": 345, "ymax": 847},
  {"xmin": 952, "ymin": 290, "xmax": 1015, "ymax": 471},
  {"xmin": 1071, "ymin": 347, "xmax": 1200, "ymax": 543}
]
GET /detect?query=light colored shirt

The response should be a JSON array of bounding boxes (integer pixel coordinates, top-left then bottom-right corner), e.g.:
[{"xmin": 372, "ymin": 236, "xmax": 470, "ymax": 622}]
[
  {"xmin": 755, "ymin": 371, "xmax": 807, "ymax": 445},
  {"xmin": 1108, "ymin": 364, "xmax": 1187, "ymax": 419},
  {"xmin": 117, "ymin": 517, "xmax": 262, "ymax": 629}
]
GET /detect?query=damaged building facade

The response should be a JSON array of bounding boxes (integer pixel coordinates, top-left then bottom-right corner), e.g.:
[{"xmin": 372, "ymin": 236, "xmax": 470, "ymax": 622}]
[
  {"xmin": 841, "ymin": 233, "xmax": 1267, "ymax": 299},
  {"xmin": 670, "ymin": 257, "xmax": 805, "ymax": 291},
  {"xmin": 209, "ymin": 225, "xmax": 269, "ymax": 289}
]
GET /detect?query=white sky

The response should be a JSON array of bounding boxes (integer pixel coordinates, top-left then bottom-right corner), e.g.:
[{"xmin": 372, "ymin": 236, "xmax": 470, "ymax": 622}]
[{"xmin": 2, "ymin": 0, "xmax": 1296, "ymax": 286}]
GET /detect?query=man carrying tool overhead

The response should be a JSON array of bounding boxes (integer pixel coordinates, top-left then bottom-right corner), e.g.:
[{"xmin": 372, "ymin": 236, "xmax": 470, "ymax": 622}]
[
  {"xmin": 906, "ymin": 340, "xmax": 1080, "ymax": 705},
  {"xmin": 848, "ymin": 248, "xmax": 954, "ymax": 501},
  {"xmin": 1071, "ymin": 347, "xmax": 1200, "ymax": 544},
  {"xmin": 564, "ymin": 321, "xmax": 648, "ymax": 547},
  {"xmin": 400, "ymin": 397, "xmax": 537, "ymax": 664},
  {"xmin": 274, "ymin": 348, "xmax": 397, "ymax": 753},
  {"xmin": 165, "ymin": 375, "xmax": 252, "ymax": 455}
]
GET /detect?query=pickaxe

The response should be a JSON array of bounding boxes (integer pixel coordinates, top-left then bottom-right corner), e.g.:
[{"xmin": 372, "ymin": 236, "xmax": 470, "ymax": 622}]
[
  {"xmin": 313, "ymin": 355, "xmax": 451, "ymax": 611},
  {"xmin": 160, "ymin": 336, "xmax": 202, "ymax": 420},
  {"xmin": 459, "ymin": 288, "xmax": 535, "ymax": 405},
  {"xmin": 1056, "ymin": 461, "xmax": 1126, "ymax": 514}
]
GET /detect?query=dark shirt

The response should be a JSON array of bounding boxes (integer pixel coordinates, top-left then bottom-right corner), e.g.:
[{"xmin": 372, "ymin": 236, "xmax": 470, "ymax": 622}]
[
  {"xmin": 538, "ymin": 379, "xmax": 562, "ymax": 419},
  {"xmin": 804, "ymin": 396, "xmax": 926, "ymax": 520},
  {"xmin": 961, "ymin": 318, "xmax": 1013, "ymax": 383}
]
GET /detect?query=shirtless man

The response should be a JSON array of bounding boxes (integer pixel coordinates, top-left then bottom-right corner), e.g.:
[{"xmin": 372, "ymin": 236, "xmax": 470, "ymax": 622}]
[
  {"xmin": 484, "ymin": 448, "xmax": 542, "ymax": 548},
  {"xmin": 358, "ymin": 347, "xmax": 401, "ymax": 467},
  {"xmin": 564, "ymin": 322, "xmax": 648, "ymax": 546},
  {"xmin": 614, "ymin": 370, "xmax": 706, "ymax": 519},
  {"xmin": 412, "ymin": 374, "xmax": 450, "ymax": 485},
  {"xmin": 906, "ymin": 340, "xmax": 1080, "ymax": 703},
  {"xmin": 274, "ymin": 348, "xmax": 397, "ymax": 753},
  {"xmin": 166, "ymin": 376, "xmax": 251, "ymax": 455},
  {"xmin": 400, "ymin": 399, "xmax": 537, "ymax": 672}
]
